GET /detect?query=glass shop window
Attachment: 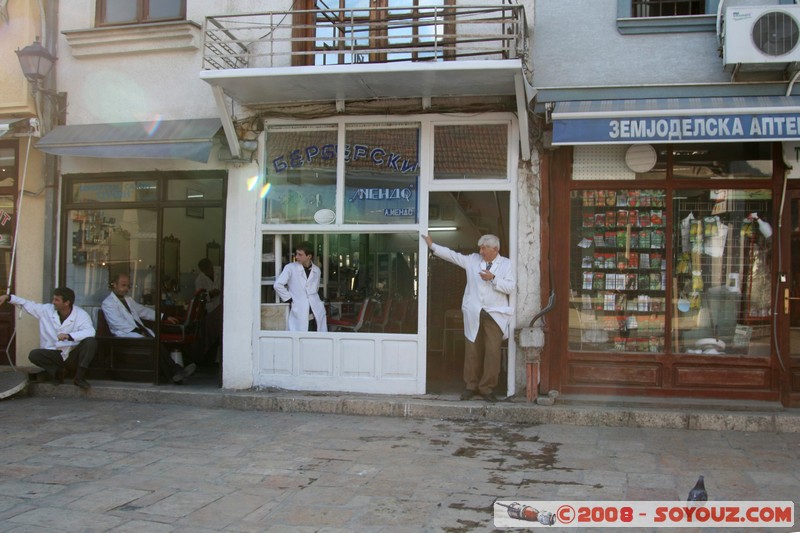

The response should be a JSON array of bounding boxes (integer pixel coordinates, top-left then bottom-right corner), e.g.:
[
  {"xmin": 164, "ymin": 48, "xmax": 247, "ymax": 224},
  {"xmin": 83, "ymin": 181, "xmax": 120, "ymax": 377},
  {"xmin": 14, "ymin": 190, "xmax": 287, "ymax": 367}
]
[
  {"xmin": 68, "ymin": 180, "xmax": 158, "ymax": 203},
  {"xmin": 672, "ymin": 189, "xmax": 772, "ymax": 356},
  {"xmin": 569, "ymin": 189, "xmax": 667, "ymax": 353},
  {"xmin": 434, "ymin": 124, "xmax": 508, "ymax": 180},
  {"xmin": 264, "ymin": 125, "xmax": 338, "ymax": 224},
  {"xmin": 0, "ymin": 195, "xmax": 14, "ymax": 290},
  {"xmin": 344, "ymin": 123, "xmax": 419, "ymax": 224},
  {"xmin": 261, "ymin": 232, "xmax": 419, "ymax": 333},
  {"xmin": 65, "ymin": 208, "xmax": 159, "ymax": 312},
  {"xmin": 672, "ymin": 143, "xmax": 773, "ymax": 180}
]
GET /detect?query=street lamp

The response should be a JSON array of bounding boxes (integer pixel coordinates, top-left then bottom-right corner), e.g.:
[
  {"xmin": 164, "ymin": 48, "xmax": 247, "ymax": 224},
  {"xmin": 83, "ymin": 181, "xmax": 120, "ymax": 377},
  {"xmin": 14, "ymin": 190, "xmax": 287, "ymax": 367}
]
[{"xmin": 15, "ymin": 37, "xmax": 66, "ymax": 125}]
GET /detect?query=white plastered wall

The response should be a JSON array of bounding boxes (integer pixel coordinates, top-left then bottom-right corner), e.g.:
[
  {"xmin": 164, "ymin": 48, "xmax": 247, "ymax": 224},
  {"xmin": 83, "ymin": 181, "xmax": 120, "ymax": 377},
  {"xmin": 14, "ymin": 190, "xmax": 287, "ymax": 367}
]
[{"xmin": 14, "ymin": 144, "xmax": 46, "ymax": 365}]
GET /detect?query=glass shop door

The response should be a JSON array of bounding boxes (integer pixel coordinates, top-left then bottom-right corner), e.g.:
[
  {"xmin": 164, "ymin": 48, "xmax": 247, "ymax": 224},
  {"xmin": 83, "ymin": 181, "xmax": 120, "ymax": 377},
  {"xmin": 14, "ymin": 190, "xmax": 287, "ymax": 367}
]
[{"xmin": 783, "ymin": 190, "xmax": 800, "ymax": 407}]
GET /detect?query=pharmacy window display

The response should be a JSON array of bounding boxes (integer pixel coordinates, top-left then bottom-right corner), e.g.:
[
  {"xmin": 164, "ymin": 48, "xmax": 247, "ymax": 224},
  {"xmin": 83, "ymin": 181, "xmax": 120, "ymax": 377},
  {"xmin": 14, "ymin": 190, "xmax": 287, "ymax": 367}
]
[
  {"xmin": 566, "ymin": 138, "xmax": 777, "ymax": 356},
  {"xmin": 569, "ymin": 186, "xmax": 773, "ymax": 356},
  {"xmin": 672, "ymin": 189, "xmax": 772, "ymax": 356},
  {"xmin": 570, "ymin": 189, "xmax": 667, "ymax": 353}
]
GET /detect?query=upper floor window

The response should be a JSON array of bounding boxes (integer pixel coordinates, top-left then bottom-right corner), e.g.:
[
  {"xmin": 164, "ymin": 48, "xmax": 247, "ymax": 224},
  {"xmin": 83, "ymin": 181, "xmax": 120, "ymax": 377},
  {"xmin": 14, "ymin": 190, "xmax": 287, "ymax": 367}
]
[
  {"xmin": 294, "ymin": 0, "xmax": 456, "ymax": 66},
  {"xmin": 617, "ymin": 0, "xmax": 719, "ymax": 33},
  {"xmin": 631, "ymin": 0, "xmax": 704, "ymax": 17},
  {"xmin": 97, "ymin": 0, "xmax": 186, "ymax": 27}
]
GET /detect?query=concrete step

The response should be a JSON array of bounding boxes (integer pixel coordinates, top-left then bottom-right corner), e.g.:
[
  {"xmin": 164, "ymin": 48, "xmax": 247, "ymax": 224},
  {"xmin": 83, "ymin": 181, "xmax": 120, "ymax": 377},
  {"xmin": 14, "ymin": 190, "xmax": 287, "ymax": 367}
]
[{"xmin": 14, "ymin": 378, "xmax": 800, "ymax": 434}]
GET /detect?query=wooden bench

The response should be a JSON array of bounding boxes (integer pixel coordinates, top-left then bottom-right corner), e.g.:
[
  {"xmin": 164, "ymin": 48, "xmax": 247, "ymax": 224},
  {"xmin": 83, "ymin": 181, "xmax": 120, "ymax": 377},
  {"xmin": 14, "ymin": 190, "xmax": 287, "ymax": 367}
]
[{"xmin": 91, "ymin": 309, "xmax": 159, "ymax": 384}]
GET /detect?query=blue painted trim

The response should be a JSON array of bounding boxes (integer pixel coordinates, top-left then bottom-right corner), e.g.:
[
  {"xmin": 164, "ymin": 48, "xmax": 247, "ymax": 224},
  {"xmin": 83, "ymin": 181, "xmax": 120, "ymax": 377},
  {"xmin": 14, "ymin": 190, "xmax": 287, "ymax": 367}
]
[{"xmin": 533, "ymin": 83, "xmax": 800, "ymax": 113}]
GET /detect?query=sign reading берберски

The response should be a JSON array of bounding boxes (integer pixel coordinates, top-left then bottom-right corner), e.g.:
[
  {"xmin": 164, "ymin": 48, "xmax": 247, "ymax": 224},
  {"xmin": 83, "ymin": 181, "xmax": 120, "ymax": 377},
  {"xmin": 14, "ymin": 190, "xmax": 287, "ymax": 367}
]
[{"xmin": 554, "ymin": 114, "xmax": 800, "ymax": 144}]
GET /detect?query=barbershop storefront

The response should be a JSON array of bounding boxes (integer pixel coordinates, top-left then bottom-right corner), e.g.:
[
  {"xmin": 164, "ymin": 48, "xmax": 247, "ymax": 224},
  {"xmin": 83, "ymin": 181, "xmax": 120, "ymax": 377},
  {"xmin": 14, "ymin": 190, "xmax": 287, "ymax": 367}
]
[
  {"xmin": 253, "ymin": 114, "xmax": 519, "ymax": 396},
  {"xmin": 543, "ymin": 96, "xmax": 800, "ymax": 407}
]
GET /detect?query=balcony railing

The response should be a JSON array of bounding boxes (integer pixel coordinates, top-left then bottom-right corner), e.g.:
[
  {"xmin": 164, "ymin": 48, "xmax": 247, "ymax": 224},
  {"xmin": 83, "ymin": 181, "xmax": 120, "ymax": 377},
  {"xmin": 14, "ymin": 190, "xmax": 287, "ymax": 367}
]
[{"xmin": 202, "ymin": 4, "xmax": 526, "ymax": 70}]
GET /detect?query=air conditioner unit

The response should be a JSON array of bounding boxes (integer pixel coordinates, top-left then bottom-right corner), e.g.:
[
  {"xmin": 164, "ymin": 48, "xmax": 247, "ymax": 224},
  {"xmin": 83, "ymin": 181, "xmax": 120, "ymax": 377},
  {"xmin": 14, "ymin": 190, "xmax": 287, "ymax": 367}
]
[{"xmin": 722, "ymin": 5, "xmax": 800, "ymax": 69}]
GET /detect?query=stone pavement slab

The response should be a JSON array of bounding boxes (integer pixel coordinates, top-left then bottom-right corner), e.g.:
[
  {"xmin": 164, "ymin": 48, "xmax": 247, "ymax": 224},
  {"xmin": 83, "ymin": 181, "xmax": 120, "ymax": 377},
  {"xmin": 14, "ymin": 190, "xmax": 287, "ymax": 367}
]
[{"xmin": 0, "ymin": 396, "xmax": 798, "ymax": 532}]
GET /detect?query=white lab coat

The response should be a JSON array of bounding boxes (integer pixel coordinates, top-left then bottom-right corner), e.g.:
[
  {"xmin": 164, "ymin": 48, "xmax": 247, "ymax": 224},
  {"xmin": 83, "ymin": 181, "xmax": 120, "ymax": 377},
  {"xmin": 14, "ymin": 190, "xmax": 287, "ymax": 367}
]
[
  {"xmin": 101, "ymin": 292, "xmax": 157, "ymax": 338},
  {"xmin": 10, "ymin": 295, "xmax": 95, "ymax": 360},
  {"xmin": 274, "ymin": 262, "xmax": 328, "ymax": 332},
  {"xmin": 430, "ymin": 244, "xmax": 514, "ymax": 342}
]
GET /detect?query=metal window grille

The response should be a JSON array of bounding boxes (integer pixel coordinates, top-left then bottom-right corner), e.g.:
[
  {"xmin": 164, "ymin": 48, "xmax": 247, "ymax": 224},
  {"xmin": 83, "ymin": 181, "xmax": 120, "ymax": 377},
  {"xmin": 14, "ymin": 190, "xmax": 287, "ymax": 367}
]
[{"xmin": 631, "ymin": 0, "xmax": 704, "ymax": 17}]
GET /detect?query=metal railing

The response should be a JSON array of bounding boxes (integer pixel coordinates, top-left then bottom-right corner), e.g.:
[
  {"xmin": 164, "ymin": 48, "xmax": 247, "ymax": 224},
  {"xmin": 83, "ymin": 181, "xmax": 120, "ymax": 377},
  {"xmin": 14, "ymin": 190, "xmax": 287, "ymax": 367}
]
[{"xmin": 202, "ymin": 4, "xmax": 526, "ymax": 70}]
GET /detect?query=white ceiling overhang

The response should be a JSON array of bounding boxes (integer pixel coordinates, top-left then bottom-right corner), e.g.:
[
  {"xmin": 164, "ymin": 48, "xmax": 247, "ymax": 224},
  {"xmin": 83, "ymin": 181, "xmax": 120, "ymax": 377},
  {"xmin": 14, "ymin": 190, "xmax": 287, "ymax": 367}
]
[
  {"xmin": 200, "ymin": 59, "xmax": 531, "ymax": 160},
  {"xmin": 199, "ymin": 59, "xmax": 523, "ymax": 106}
]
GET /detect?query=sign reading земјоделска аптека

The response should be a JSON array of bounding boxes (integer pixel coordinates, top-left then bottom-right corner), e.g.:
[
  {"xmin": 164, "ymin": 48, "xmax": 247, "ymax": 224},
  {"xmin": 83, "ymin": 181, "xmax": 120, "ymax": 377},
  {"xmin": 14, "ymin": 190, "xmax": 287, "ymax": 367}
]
[{"xmin": 553, "ymin": 113, "xmax": 800, "ymax": 144}]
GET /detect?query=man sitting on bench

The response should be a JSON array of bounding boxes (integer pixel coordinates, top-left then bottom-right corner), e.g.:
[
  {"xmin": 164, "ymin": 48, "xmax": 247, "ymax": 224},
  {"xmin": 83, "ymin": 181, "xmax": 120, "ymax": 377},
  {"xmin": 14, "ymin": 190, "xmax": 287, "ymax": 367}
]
[{"xmin": 101, "ymin": 273, "xmax": 195, "ymax": 384}]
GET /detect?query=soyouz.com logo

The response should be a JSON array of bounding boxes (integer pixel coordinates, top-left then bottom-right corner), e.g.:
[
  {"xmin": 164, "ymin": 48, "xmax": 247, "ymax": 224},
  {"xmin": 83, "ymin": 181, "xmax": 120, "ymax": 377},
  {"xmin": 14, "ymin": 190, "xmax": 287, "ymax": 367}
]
[{"xmin": 493, "ymin": 501, "xmax": 795, "ymax": 528}]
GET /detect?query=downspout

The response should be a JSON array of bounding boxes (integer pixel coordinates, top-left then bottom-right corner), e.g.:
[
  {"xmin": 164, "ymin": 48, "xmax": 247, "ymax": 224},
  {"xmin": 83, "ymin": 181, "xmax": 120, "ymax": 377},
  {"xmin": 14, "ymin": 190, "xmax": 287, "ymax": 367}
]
[{"xmin": 41, "ymin": 0, "xmax": 59, "ymax": 297}]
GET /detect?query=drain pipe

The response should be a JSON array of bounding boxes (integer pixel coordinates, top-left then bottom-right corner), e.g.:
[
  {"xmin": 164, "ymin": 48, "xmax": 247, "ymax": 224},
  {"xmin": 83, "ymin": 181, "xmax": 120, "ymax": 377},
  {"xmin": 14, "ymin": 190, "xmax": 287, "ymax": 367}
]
[{"xmin": 516, "ymin": 288, "xmax": 555, "ymax": 402}]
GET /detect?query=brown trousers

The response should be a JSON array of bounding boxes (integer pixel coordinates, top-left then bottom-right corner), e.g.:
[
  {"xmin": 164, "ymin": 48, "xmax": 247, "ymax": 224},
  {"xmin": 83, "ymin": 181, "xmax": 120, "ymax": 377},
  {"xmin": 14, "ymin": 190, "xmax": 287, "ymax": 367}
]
[{"xmin": 464, "ymin": 309, "xmax": 503, "ymax": 395}]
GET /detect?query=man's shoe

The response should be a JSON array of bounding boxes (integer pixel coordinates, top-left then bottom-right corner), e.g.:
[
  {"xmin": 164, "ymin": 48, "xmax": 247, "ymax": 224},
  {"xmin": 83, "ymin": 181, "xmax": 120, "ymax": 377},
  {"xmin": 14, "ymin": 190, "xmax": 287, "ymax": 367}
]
[
  {"xmin": 172, "ymin": 363, "xmax": 197, "ymax": 383},
  {"xmin": 482, "ymin": 392, "xmax": 499, "ymax": 403},
  {"xmin": 460, "ymin": 389, "xmax": 477, "ymax": 401},
  {"xmin": 73, "ymin": 377, "xmax": 91, "ymax": 390}
]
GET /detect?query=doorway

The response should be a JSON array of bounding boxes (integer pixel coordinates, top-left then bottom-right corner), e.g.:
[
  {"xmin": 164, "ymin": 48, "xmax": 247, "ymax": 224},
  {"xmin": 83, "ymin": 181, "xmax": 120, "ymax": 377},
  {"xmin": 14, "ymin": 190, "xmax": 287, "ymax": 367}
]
[
  {"xmin": 425, "ymin": 190, "xmax": 510, "ymax": 395},
  {"xmin": 162, "ymin": 205, "xmax": 225, "ymax": 384},
  {"xmin": 62, "ymin": 172, "xmax": 226, "ymax": 386},
  {"xmin": 782, "ymin": 189, "xmax": 800, "ymax": 407}
]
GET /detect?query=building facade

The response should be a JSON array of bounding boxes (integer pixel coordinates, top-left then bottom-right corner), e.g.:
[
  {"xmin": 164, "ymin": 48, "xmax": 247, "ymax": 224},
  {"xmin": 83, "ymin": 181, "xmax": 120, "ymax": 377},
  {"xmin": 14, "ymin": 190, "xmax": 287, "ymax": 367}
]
[
  {"xmin": 532, "ymin": 0, "xmax": 800, "ymax": 406},
  {"xmin": 0, "ymin": 0, "xmax": 57, "ymax": 368},
  {"xmin": 26, "ymin": 0, "xmax": 541, "ymax": 396}
]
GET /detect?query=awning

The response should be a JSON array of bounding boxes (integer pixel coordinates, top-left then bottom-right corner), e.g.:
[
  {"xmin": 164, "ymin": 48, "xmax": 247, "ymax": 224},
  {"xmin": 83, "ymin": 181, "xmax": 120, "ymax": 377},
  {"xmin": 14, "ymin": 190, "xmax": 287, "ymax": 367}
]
[
  {"xmin": 36, "ymin": 118, "xmax": 223, "ymax": 162},
  {"xmin": 551, "ymin": 96, "xmax": 800, "ymax": 145}
]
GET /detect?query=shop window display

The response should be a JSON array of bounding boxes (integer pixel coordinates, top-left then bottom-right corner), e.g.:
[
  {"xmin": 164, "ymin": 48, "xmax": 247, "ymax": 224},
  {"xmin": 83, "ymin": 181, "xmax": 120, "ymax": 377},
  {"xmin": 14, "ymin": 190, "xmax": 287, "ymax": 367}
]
[
  {"xmin": 261, "ymin": 233, "xmax": 418, "ymax": 333},
  {"xmin": 672, "ymin": 189, "xmax": 772, "ymax": 356},
  {"xmin": 569, "ymin": 186, "xmax": 773, "ymax": 357},
  {"xmin": 569, "ymin": 189, "xmax": 667, "ymax": 352}
]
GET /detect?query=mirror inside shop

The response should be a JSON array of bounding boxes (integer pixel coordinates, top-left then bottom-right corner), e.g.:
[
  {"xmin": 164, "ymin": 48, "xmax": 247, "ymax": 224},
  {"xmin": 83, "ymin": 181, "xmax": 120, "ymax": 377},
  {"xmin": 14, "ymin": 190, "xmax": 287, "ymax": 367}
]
[
  {"xmin": 570, "ymin": 188, "xmax": 773, "ymax": 356},
  {"xmin": 261, "ymin": 233, "xmax": 419, "ymax": 334}
]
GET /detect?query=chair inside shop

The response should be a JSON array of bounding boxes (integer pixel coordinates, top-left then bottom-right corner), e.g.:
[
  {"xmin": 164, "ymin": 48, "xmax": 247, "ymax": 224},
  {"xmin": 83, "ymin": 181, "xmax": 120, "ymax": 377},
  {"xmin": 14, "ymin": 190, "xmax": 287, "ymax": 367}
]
[
  {"xmin": 327, "ymin": 297, "xmax": 373, "ymax": 332},
  {"xmin": 161, "ymin": 288, "xmax": 207, "ymax": 361}
]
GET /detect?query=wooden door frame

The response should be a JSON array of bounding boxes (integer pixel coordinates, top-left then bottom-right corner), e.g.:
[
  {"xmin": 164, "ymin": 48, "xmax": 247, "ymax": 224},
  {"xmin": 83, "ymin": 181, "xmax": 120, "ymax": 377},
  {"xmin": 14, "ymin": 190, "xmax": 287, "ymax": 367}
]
[
  {"xmin": 543, "ymin": 143, "xmax": 786, "ymax": 402},
  {"xmin": 778, "ymin": 184, "xmax": 800, "ymax": 407}
]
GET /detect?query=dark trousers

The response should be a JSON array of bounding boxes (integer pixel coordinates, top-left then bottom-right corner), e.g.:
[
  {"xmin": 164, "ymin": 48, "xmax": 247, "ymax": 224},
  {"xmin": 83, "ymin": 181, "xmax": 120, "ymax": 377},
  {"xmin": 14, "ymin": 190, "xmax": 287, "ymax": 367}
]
[
  {"xmin": 29, "ymin": 338, "xmax": 97, "ymax": 379},
  {"xmin": 463, "ymin": 310, "xmax": 503, "ymax": 396},
  {"xmin": 157, "ymin": 343, "xmax": 184, "ymax": 381}
]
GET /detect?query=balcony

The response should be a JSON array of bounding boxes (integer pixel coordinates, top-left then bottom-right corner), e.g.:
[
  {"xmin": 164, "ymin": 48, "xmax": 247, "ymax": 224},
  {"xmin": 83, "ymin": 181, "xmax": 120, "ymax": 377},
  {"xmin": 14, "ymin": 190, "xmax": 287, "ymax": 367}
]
[{"xmin": 199, "ymin": 4, "xmax": 529, "ymax": 107}]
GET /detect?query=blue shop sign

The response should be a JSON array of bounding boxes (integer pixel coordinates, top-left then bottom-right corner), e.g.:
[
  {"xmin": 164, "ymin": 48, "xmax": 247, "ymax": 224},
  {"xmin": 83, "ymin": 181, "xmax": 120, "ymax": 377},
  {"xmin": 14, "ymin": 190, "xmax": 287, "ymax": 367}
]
[
  {"xmin": 553, "ymin": 113, "xmax": 800, "ymax": 144},
  {"xmin": 549, "ymin": 96, "xmax": 800, "ymax": 145}
]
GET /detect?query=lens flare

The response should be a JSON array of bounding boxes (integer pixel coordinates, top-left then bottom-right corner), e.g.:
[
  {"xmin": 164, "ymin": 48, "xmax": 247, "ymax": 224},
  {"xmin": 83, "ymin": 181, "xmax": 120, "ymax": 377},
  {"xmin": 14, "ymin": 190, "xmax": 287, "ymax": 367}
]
[
  {"xmin": 259, "ymin": 183, "xmax": 272, "ymax": 198},
  {"xmin": 246, "ymin": 176, "xmax": 258, "ymax": 191},
  {"xmin": 144, "ymin": 115, "xmax": 163, "ymax": 136}
]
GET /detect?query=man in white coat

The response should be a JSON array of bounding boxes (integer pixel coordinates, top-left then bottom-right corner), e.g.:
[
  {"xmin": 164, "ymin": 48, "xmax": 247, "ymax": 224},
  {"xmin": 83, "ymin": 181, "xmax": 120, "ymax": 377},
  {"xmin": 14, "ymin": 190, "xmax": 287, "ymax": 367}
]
[
  {"xmin": 0, "ymin": 287, "xmax": 97, "ymax": 389},
  {"xmin": 101, "ymin": 273, "xmax": 196, "ymax": 383},
  {"xmin": 274, "ymin": 241, "xmax": 327, "ymax": 332},
  {"xmin": 423, "ymin": 233, "xmax": 514, "ymax": 402}
]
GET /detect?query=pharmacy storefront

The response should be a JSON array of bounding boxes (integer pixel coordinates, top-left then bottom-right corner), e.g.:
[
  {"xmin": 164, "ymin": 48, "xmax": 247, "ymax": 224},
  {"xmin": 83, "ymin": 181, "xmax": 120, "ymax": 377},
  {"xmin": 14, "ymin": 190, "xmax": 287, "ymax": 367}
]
[{"xmin": 542, "ymin": 96, "xmax": 800, "ymax": 407}]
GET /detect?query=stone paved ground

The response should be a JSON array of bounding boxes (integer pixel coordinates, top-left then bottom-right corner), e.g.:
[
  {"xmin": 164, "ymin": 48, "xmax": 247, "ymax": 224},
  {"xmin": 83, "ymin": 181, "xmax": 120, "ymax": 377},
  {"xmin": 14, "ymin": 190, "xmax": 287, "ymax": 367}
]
[{"xmin": 0, "ymin": 396, "xmax": 797, "ymax": 532}]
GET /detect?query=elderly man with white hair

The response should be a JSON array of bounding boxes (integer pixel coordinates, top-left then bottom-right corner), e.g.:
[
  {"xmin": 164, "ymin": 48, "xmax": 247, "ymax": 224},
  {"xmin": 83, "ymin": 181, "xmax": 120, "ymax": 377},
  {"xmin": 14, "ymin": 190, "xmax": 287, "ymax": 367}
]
[{"xmin": 422, "ymin": 233, "xmax": 515, "ymax": 402}]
